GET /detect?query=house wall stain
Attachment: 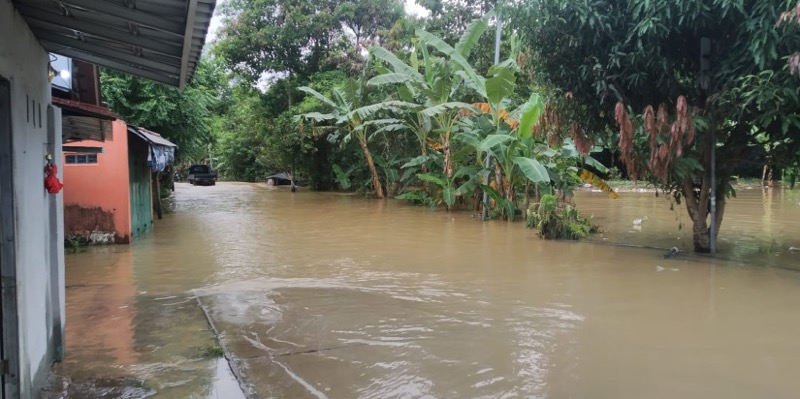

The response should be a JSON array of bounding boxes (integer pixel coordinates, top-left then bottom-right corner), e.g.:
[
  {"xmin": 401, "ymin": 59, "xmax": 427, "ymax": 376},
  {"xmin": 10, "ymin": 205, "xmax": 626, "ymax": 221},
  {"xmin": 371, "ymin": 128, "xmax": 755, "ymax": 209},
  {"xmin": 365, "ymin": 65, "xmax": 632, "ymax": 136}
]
[{"xmin": 64, "ymin": 205, "xmax": 128, "ymax": 244}]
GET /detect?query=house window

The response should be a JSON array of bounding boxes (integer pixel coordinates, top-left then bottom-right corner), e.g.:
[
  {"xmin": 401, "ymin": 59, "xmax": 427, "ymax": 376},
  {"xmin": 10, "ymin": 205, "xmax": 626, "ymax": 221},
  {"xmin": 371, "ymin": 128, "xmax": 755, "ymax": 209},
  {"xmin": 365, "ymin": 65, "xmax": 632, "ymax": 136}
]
[{"xmin": 65, "ymin": 154, "xmax": 98, "ymax": 164}]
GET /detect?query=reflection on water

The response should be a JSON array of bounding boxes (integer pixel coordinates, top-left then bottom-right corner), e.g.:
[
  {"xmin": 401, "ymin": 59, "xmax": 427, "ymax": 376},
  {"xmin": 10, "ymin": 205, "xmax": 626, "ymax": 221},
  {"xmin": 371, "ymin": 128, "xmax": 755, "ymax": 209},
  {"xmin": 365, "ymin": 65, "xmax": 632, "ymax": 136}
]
[
  {"xmin": 576, "ymin": 187, "xmax": 800, "ymax": 267},
  {"xmin": 63, "ymin": 183, "xmax": 800, "ymax": 398},
  {"xmin": 62, "ymin": 235, "xmax": 244, "ymax": 398}
]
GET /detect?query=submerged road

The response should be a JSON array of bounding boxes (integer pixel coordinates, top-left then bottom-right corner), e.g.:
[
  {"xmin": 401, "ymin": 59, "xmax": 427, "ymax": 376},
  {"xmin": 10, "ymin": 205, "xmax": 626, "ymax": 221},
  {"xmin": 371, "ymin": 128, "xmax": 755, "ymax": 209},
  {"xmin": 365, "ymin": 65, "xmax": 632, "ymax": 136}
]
[{"xmin": 57, "ymin": 182, "xmax": 800, "ymax": 398}]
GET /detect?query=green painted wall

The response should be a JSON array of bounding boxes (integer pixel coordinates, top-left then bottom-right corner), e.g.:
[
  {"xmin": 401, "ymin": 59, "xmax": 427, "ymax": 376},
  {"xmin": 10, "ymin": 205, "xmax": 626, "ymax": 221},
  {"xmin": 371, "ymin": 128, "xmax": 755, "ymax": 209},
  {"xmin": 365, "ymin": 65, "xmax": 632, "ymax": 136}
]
[{"xmin": 128, "ymin": 134, "xmax": 152, "ymax": 238}]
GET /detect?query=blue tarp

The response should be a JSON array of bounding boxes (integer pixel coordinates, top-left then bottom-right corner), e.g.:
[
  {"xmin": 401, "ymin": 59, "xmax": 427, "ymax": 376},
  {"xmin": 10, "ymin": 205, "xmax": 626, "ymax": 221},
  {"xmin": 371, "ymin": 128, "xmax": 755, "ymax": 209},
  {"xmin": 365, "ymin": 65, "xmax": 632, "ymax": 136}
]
[
  {"xmin": 148, "ymin": 145, "xmax": 175, "ymax": 172},
  {"xmin": 128, "ymin": 126, "xmax": 178, "ymax": 172}
]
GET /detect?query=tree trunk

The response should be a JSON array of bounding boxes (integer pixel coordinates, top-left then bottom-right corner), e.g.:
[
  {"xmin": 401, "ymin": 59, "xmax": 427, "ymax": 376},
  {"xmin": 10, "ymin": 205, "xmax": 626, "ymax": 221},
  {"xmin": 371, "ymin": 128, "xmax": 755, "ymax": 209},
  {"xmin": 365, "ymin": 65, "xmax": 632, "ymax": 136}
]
[
  {"xmin": 494, "ymin": 163, "xmax": 503, "ymax": 196},
  {"xmin": 443, "ymin": 134, "xmax": 453, "ymax": 178},
  {"xmin": 678, "ymin": 124, "xmax": 747, "ymax": 253},
  {"xmin": 524, "ymin": 181, "xmax": 531, "ymax": 210},
  {"xmin": 153, "ymin": 171, "xmax": 163, "ymax": 220},
  {"xmin": 358, "ymin": 136, "xmax": 384, "ymax": 199},
  {"xmin": 420, "ymin": 141, "xmax": 428, "ymax": 173},
  {"xmin": 290, "ymin": 165, "xmax": 297, "ymax": 193},
  {"xmin": 767, "ymin": 166, "xmax": 774, "ymax": 187},
  {"xmin": 681, "ymin": 174, "xmax": 728, "ymax": 253}
]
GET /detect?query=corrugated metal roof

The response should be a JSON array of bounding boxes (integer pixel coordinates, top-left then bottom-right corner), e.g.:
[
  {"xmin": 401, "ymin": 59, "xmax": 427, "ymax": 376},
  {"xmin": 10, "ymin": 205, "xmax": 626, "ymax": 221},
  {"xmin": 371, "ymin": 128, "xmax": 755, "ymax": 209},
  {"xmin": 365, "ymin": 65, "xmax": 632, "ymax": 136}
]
[
  {"xmin": 13, "ymin": 0, "xmax": 216, "ymax": 88},
  {"xmin": 128, "ymin": 126, "xmax": 177, "ymax": 148}
]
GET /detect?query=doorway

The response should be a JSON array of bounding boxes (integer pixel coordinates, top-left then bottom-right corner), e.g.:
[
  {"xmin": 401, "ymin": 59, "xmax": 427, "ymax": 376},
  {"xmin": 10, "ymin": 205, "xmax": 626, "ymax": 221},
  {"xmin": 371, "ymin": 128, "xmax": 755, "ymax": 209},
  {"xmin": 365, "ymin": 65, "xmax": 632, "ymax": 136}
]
[{"xmin": 0, "ymin": 76, "xmax": 19, "ymax": 398}]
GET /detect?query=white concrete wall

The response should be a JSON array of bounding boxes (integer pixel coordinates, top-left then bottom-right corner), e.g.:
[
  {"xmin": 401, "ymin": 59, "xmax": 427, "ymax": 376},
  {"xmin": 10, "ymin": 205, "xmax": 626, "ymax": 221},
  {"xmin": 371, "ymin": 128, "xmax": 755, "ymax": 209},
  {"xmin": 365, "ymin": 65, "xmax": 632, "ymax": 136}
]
[{"xmin": 0, "ymin": 0, "xmax": 65, "ymax": 396}]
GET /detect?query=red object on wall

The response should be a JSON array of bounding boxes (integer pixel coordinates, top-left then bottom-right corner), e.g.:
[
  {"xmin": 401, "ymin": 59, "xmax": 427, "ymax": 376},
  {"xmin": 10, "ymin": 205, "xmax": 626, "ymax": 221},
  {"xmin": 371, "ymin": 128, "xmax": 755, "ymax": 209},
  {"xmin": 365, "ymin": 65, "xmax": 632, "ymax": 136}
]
[{"xmin": 44, "ymin": 163, "xmax": 63, "ymax": 194}]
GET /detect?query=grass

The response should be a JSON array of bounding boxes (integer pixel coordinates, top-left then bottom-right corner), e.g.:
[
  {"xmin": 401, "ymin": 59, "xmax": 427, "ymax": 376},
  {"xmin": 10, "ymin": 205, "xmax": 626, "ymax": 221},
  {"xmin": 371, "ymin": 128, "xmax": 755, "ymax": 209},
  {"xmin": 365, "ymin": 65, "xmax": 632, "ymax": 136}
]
[
  {"xmin": 196, "ymin": 342, "xmax": 224, "ymax": 359},
  {"xmin": 64, "ymin": 234, "xmax": 89, "ymax": 253}
]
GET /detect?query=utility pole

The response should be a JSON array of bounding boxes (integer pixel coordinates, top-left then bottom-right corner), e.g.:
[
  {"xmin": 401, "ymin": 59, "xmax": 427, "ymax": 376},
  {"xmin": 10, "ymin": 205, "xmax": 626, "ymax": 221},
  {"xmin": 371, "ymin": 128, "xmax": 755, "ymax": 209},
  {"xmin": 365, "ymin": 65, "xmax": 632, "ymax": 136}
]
[
  {"xmin": 700, "ymin": 37, "xmax": 716, "ymax": 256},
  {"xmin": 482, "ymin": 17, "xmax": 502, "ymax": 220}
]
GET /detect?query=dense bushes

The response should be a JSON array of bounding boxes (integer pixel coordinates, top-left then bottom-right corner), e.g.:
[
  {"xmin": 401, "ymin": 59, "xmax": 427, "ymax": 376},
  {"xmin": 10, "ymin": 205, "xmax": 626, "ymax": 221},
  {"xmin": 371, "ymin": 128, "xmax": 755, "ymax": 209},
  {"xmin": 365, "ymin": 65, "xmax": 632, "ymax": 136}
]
[{"xmin": 526, "ymin": 194, "xmax": 598, "ymax": 239}]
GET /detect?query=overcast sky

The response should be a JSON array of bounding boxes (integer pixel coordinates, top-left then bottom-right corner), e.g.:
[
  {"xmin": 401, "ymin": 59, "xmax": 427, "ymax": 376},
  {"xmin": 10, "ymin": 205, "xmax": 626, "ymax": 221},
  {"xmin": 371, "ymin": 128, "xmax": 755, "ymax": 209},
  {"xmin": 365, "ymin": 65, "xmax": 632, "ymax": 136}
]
[{"xmin": 206, "ymin": 0, "xmax": 429, "ymax": 43}]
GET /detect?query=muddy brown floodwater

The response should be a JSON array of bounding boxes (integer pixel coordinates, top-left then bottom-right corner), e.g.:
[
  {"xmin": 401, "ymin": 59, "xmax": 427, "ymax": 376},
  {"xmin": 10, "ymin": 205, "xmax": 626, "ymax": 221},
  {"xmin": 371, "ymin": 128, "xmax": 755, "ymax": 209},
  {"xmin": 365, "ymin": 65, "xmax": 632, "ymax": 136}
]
[{"xmin": 60, "ymin": 182, "xmax": 800, "ymax": 399}]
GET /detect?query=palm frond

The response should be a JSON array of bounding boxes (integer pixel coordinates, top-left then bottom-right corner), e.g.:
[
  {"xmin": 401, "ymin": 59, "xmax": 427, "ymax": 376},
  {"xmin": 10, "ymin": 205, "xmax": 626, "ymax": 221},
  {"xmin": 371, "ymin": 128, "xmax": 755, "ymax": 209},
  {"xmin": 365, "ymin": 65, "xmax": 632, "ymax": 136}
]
[
  {"xmin": 456, "ymin": 12, "xmax": 492, "ymax": 58},
  {"xmin": 370, "ymin": 46, "xmax": 423, "ymax": 80},
  {"xmin": 298, "ymin": 86, "xmax": 338, "ymax": 109}
]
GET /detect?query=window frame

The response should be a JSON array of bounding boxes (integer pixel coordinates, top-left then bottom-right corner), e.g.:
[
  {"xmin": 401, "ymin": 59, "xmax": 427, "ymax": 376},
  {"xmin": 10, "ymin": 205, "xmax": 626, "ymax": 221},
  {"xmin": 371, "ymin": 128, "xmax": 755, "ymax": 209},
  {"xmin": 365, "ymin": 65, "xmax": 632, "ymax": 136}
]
[{"xmin": 65, "ymin": 153, "xmax": 98, "ymax": 165}]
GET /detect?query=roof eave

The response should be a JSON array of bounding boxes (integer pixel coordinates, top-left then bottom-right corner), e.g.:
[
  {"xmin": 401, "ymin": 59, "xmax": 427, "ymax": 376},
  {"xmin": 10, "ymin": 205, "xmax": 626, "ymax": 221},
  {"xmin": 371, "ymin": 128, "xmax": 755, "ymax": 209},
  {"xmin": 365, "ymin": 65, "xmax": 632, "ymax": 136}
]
[{"xmin": 179, "ymin": 0, "xmax": 199, "ymax": 89}]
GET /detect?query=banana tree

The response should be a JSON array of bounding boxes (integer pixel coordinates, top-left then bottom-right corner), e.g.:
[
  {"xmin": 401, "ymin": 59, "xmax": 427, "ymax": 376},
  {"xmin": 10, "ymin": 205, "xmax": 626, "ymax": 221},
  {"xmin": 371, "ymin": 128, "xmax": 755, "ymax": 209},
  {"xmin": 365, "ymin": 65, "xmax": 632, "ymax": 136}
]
[
  {"xmin": 368, "ymin": 14, "xmax": 490, "ymax": 178},
  {"xmin": 452, "ymin": 97, "xmax": 547, "ymax": 217},
  {"xmin": 297, "ymin": 78, "xmax": 414, "ymax": 199}
]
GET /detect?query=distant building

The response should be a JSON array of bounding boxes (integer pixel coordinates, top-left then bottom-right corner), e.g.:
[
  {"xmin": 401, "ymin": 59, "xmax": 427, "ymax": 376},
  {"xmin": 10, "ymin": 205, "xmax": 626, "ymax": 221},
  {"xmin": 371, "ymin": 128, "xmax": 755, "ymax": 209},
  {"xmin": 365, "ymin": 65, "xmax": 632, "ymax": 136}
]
[
  {"xmin": 53, "ymin": 55, "xmax": 178, "ymax": 244},
  {"xmin": 61, "ymin": 120, "xmax": 176, "ymax": 244}
]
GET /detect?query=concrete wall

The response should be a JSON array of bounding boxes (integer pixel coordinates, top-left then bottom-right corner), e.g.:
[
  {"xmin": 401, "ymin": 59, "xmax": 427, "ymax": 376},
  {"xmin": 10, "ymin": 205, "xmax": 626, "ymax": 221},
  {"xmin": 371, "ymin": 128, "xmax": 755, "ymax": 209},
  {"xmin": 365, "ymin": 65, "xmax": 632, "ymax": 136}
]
[
  {"xmin": 0, "ymin": 0, "xmax": 65, "ymax": 396},
  {"xmin": 63, "ymin": 120, "xmax": 132, "ymax": 244}
]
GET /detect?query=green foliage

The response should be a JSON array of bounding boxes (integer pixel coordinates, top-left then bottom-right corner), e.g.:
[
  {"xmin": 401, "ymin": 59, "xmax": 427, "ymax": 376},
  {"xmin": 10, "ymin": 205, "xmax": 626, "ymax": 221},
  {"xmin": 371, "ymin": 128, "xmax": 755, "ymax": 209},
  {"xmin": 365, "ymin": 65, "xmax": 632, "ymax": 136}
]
[
  {"xmin": 526, "ymin": 194, "xmax": 598, "ymax": 239},
  {"xmin": 210, "ymin": 68, "xmax": 350, "ymax": 185},
  {"xmin": 215, "ymin": 0, "xmax": 404, "ymax": 82},
  {"xmin": 481, "ymin": 183, "xmax": 515, "ymax": 220},
  {"xmin": 513, "ymin": 156, "xmax": 549, "ymax": 184},
  {"xmin": 208, "ymin": 4, "xmax": 606, "ymax": 235},
  {"xmin": 416, "ymin": 173, "xmax": 456, "ymax": 208},
  {"xmin": 513, "ymin": 0, "xmax": 800, "ymax": 251},
  {"xmin": 414, "ymin": 0, "xmax": 501, "ymax": 74},
  {"xmin": 332, "ymin": 164, "xmax": 353, "ymax": 189},
  {"xmin": 64, "ymin": 234, "xmax": 89, "ymax": 252},
  {"xmin": 101, "ymin": 57, "xmax": 225, "ymax": 163},
  {"xmin": 196, "ymin": 342, "xmax": 224, "ymax": 359},
  {"xmin": 395, "ymin": 190, "xmax": 434, "ymax": 206},
  {"xmin": 365, "ymin": 13, "xmax": 609, "ymax": 219}
]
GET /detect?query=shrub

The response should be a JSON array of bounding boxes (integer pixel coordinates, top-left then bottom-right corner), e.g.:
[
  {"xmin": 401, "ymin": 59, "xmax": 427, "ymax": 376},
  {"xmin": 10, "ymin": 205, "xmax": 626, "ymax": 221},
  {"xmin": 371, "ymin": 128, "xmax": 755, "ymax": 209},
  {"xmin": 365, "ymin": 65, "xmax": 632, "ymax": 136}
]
[{"xmin": 526, "ymin": 194, "xmax": 598, "ymax": 239}]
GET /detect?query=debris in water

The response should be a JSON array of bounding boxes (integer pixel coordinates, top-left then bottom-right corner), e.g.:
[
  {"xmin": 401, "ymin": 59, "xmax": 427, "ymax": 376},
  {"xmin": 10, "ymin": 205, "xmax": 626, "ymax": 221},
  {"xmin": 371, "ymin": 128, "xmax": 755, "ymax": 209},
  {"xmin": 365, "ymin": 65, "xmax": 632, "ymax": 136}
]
[
  {"xmin": 789, "ymin": 247, "xmax": 800, "ymax": 253},
  {"xmin": 656, "ymin": 265, "xmax": 665, "ymax": 272},
  {"xmin": 662, "ymin": 247, "xmax": 680, "ymax": 259},
  {"xmin": 632, "ymin": 216, "xmax": 649, "ymax": 226}
]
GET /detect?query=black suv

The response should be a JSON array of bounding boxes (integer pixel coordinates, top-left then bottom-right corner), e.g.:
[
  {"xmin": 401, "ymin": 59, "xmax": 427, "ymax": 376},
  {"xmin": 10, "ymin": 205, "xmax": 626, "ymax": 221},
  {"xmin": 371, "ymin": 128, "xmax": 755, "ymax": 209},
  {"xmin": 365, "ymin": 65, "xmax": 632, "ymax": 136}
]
[{"xmin": 187, "ymin": 164, "xmax": 217, "ymax": 186}]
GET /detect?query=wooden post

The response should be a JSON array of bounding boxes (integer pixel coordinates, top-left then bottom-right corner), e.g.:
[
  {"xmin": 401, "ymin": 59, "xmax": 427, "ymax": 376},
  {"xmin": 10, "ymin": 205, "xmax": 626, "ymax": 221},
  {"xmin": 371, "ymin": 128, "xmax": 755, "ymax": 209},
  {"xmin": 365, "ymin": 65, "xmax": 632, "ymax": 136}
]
[{"xmin": 154, "ymin": 171, "xmax": 163, "ymax": 220}]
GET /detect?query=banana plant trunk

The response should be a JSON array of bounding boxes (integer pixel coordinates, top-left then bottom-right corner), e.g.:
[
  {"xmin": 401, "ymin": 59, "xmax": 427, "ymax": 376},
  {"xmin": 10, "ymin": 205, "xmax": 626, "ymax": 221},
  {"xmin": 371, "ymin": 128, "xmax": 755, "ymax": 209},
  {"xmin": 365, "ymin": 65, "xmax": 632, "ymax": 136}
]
[
  {"xmin": 358, "ymin": 135, "xmax": 385, "ymax": 199},
  {"xmin": 443, "ymin": 133, "xmax": 453, "ymax": 178}
]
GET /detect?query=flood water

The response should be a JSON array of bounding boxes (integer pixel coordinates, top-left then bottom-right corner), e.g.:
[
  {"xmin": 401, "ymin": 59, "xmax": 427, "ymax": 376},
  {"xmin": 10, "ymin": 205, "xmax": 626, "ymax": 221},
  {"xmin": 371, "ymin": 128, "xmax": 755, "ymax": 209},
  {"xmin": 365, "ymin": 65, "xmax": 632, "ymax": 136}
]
[{"xmin": 62, "ymin": 183, "xmax": 800, "ymax": 398}]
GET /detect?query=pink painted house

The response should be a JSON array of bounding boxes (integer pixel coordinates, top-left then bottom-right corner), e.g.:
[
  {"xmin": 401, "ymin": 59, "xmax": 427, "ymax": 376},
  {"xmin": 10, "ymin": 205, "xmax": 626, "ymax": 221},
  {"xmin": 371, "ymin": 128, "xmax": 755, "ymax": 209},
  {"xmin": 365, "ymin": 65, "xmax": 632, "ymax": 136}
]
[
  {"xmin": 61, "ymin": 114, "xmax": 176, "ymax": 244},
  {"xmin": 62, "ymin": 120, "xmax": 135, "ymax": 243}
]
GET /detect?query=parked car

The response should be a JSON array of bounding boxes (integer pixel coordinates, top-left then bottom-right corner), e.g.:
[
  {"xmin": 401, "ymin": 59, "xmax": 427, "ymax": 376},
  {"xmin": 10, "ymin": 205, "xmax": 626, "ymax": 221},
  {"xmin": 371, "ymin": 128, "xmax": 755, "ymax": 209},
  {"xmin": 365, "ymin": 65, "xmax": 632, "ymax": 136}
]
[{"xmin": 187, "ymin": 164, "xmax": 217, "ymax": 186}]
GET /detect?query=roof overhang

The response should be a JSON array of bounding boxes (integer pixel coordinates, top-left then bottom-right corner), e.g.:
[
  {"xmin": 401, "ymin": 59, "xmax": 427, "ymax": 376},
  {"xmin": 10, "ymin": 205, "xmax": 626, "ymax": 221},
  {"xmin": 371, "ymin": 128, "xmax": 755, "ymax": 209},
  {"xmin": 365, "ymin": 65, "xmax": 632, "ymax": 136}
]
[
  {"xmin": 13, "ymin": 0, "xmax": 216, "ymax": 88},
  {"xmin": 53, "ymin": 97, "xmax": 118, "ymax": 142},
  {"xmin": 128, "ymin": 126, "xmax": 177, "ymax": 148},
  {"xmin": 63, "ymin": 146, "xmax": 104, "ymax": 153}
]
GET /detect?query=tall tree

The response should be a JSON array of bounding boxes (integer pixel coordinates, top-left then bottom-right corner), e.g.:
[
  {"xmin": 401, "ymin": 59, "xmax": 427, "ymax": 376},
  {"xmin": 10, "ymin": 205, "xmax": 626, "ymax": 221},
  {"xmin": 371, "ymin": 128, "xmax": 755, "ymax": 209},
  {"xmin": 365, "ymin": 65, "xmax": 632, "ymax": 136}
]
[
  {"xmin": 214, "ymin": 0, "xmax": 340, "ymax": 83},
  {"xmin": 215, "ymin": 0, "xmax": 405, "ymax": 85},
  {"xmin": 298, "ymin": 71, "xmax": 416, "ymax": 199},
  {"xmin": 101, "ymin": 57, "xmax": 224, "ymax": 162},
  {"xmin": 415, "ymin": 0, "xmax": 495, "ymax": 41},
  {"xmin": 337, "ymin": 0, "xmax": 405, "ymax": 50},
  {"xmin": 514, "ymin": 0, "xmax": 800, "ymax": 252}
]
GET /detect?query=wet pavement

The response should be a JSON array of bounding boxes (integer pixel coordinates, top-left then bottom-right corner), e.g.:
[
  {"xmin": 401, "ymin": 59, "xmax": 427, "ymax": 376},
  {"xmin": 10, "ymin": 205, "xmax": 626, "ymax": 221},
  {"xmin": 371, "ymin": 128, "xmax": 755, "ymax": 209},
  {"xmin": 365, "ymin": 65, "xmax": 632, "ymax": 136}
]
[{"xmin": 51, "ymin": 182, "xmax": 800, "ymax": 398}]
